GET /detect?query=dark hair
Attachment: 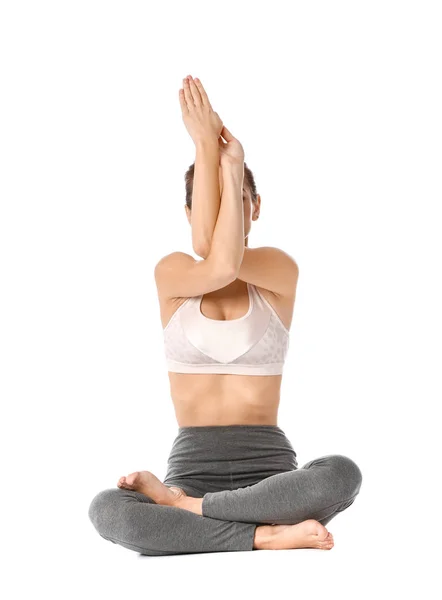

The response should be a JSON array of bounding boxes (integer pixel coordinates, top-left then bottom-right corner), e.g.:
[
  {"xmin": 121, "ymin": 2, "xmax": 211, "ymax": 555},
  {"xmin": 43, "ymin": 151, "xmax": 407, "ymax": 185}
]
[{"xmin": 185, "ymin": 162, "xmax": 257, "ymax": 210}]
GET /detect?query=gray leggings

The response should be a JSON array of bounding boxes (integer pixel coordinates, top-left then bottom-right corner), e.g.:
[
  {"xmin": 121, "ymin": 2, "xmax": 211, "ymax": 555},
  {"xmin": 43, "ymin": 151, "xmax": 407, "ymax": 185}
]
[{"xmin": 88, "ymin": 425, "xmax": 362, "ymax": 556}]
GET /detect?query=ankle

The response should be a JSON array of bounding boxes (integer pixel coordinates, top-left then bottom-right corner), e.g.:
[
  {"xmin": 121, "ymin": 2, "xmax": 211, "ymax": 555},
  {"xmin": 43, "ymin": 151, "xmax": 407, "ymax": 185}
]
[
  {"xmin": 172, "ymin": 495, "xmax": 203, "ymax": 515},
  {"xmin": 253, "ymin": 525, "xmax": 276, "ymax": 550},
  {"xmin": 167, "ymin": 487, "xmax": 186, "ymax": 504}
]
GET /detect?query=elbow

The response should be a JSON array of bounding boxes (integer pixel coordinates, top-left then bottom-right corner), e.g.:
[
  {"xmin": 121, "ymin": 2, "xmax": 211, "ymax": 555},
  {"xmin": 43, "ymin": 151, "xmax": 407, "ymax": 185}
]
[
  {"xmin": 193, "ymin": 241, "xmax": 211, "ymax": 260},
  {"xmin": 225, "ymin": 262, "xmax": 240, "ymax": 282},
  {"xmin": 222, "ymin": 255, "xmax": 242, "ymax": 282},
  {"xmin": 211, "ymin": 257, "xmax": 239, "ymax": 283}
]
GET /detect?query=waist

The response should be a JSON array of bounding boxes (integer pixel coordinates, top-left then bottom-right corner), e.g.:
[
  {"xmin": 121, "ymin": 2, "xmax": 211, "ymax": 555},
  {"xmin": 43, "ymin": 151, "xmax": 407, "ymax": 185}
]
[{"xmin": 169, "ymin": 373, "xmax": 282, "ymax": 425}]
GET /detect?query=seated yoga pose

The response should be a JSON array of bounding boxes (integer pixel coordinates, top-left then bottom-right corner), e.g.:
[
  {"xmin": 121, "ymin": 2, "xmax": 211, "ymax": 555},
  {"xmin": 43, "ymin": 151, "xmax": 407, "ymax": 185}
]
[{"xmin": 88, "ymin": 75, "xmax": 363, "ymax": 555}]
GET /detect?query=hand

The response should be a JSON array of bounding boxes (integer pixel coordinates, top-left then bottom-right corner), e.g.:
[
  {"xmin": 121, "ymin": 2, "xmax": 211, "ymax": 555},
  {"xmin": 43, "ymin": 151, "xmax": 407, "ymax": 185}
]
[
  {"xmin": 218, "ymin": 125, "xmax": 245, "ymax": 168},
  {"xmin": 179, "ymin": 75, "xmax": 223, "ymax": 145}
]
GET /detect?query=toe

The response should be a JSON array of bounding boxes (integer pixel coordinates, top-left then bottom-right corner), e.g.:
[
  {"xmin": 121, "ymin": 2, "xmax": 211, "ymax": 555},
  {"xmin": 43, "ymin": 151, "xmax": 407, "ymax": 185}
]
[{"xmin": 126, "ymin": 472, "xmax": 139, "ymax": 486}]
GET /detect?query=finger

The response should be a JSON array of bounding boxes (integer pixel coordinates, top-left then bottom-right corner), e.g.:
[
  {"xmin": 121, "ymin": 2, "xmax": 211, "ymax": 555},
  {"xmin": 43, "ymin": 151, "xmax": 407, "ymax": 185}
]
[
  {"xmin": 182, "ymin": 76, "xmax": 194, "ymax": 108},
  {"xmin": 188, "ymin": 76, "xmax": 202, "ymax": 107},
  {"xmin": 220, "ymin": 125, "xmax": 235, "ymax": 142},
  {"xmin": 179, "ymin": 88, "xmax": 188, "ymax": 114},
  {"xmin": 214, "ymin": 111, "xmax": 223, "ymax": 127},
  {"xmin": 193, "ymin": 77, "xmax": 211, "ymax": 107}
]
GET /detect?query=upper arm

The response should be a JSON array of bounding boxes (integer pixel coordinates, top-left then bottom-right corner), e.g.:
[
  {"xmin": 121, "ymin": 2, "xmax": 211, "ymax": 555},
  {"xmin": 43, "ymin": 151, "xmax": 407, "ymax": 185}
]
[
  {"xmin": 238, "ymin": 246, "xmax": 299, "ymax": 298},
  {"xmin": 154, "ymin": 251, "xmax": 236, "ymax": 300}
]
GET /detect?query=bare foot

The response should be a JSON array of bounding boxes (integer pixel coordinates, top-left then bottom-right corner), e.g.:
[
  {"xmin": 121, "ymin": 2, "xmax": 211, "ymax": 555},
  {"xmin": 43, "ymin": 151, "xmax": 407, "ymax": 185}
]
[
  {"xmin": 117, "ymin": 470, "xmax": 186, "ymax": 505},
  {"xmin": 254, "ymin": 519, "xmax": 334, "ymax": 551}
]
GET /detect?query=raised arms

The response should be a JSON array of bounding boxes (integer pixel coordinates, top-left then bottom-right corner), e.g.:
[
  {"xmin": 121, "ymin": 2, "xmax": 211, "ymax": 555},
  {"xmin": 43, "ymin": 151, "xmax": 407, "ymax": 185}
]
[
  {"xmin": 156, "ymin": 75, "xmax": 298, "ymax": 301},
  {"xmin": 155, "ymin": 78, "xmax": 246, "ymax": 299},
  {"xmin": 179, "ymin": 75, "xmax": 222, "ymax": 256}
]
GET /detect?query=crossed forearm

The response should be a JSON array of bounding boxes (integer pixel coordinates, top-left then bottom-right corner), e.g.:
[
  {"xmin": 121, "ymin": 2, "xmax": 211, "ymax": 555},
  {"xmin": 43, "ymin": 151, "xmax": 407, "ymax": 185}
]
[
  {"xmin": 207, "ymin": 164, "xmax": 245, "ymax": 273},
  {"xmin": 192, "ymin": 162, "xmax": 244, "ymax": 272},
  {"xmin": 191, "ymin": 138, "xmax": 221, "ymax": 257}
]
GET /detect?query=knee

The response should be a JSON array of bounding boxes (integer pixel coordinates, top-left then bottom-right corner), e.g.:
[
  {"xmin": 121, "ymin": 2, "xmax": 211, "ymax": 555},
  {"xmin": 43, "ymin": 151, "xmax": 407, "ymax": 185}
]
[
  {"xmin": 328, "ymin": 454, "xmax": 363, "ymax": 497},
  {"xmin": 88, "ymin": 488, "xmax": 122, "ymax": 534}
]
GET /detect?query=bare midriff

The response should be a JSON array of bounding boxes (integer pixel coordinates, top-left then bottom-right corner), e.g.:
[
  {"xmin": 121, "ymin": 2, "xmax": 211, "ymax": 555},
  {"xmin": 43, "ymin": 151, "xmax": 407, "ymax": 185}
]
[{"xmin": 167, "ymin": 372, "xmax": 282, "ymax": 426}]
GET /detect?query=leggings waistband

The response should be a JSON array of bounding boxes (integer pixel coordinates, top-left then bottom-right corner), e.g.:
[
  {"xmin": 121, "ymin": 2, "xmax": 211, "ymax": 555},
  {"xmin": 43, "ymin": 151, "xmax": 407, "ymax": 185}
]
[
  {"xmin": 165, "ymin": 423, "xmax": 298, "ymax": 492},
  {"xmin": 169, "ymin": 424, "xmax": 297, "ymax": 464}
]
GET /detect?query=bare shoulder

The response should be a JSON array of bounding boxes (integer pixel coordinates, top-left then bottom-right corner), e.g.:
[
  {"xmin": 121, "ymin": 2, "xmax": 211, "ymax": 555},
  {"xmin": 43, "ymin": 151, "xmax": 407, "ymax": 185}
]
[
  {"xmin": 153, "ymin": 252, "xmax": 193, "ymax": 328},
  {"xmin": 154, "ymin": 251, "xmax": 195, "ymax": 272},
  {"xmin": 153, "ymin": 251, "xmax": 194, "ymax": 298},
  {"xmin": 241, "ymin": 245, "xmax": 299, "ymax": 298},
  {"xmin": 260, "ymin": 246, "xmax": 299, "ymax": 271},
  {"xmin": 239, "ymin": 246, "xmax": 299, "ymax": 331}
]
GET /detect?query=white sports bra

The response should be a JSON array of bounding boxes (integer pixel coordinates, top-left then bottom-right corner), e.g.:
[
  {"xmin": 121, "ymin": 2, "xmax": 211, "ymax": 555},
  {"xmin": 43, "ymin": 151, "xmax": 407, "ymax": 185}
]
[{"xmin": 163, "ymin": 282, "xmax": 290, "ymax": 375}]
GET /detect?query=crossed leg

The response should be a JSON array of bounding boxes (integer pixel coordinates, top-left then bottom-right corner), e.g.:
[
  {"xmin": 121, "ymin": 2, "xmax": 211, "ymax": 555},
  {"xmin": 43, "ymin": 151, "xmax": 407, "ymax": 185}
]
[
  {"xmin": 88, "ymin": 485, "xmax": 335, "ymax": 555},
  {"xmin": 175, "ymin": 454, "xmax": 362, "ymax": 526},
  {"xmin": 88, "ymin": 486, "xmax": 256, "ymax": 556},
  {"xmin": 88, "ymin": 454, "xmax": 361, "ymax": 555}
]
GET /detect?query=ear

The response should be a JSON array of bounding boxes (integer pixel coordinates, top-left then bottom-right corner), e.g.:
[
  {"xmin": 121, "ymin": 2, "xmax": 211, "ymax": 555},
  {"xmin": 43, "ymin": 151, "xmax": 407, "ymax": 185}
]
[
  {"xmin": 253, "ymin": 194, "xmax": 261, "ymax": 220},
  {"xmin": 185, "ymin": 204, "xmax": 192, "ymax": 224}
]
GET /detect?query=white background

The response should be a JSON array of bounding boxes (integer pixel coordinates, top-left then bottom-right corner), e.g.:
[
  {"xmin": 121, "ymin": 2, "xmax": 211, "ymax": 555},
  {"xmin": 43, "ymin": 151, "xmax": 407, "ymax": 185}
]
[{"xmin": 1, "ymin": 1, "xmax": 440, "ymax": 598}]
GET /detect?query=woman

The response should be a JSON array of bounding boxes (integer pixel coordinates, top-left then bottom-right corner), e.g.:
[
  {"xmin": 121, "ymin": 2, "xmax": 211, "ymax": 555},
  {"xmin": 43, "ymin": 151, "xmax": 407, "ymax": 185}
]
[{"xmin": 88, "ymin": 75, "xmax": 363, "ymax": 555}]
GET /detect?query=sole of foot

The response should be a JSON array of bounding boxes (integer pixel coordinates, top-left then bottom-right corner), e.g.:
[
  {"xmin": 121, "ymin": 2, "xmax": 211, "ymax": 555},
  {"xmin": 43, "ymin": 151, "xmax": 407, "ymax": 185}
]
[
  {"xmin": 256, "ymin": 519, "xmax": 334, "ymax": 551},
  {"xmin": 117, "ymin": 470, "xmax": 187, "ymax": 505}
]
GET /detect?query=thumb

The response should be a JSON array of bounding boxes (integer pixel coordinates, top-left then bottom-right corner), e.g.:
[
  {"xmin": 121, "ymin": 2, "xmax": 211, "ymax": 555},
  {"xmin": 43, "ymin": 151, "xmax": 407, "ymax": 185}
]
[{"xmin": 220, "ymin": 125, "xmax": 235, "ymax": 142}]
